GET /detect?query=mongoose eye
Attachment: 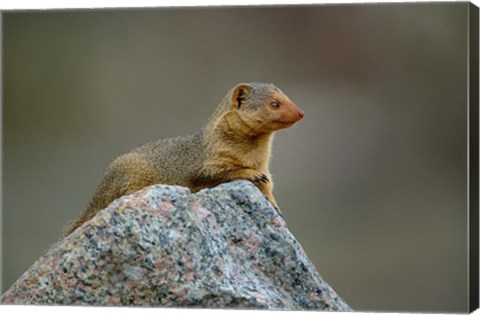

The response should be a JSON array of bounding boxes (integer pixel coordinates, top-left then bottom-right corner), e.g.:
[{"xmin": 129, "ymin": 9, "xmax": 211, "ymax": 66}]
[{"xmin": 271, "ymin": 101, "xmax": 280, "ymax": 108}]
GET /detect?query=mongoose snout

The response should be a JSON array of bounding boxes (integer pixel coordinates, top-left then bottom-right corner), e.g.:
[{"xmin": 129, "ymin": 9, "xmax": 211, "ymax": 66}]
[
  {"xmin": 282, "ymin": 102, "xmax": 305, "ymax": 124},
  {"xmin": 64, "ymin": 82, "xmax": 303, "ymax": 236},
  {"xmin": 266, "ymin": 90, "xmax": 304, "ymax": 127}
]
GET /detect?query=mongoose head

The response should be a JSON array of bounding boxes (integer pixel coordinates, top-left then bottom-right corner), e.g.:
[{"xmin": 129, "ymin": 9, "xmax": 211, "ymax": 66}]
[{"xmin": 229, "ymin": 82, "xmax": 304, "ymax": 133}]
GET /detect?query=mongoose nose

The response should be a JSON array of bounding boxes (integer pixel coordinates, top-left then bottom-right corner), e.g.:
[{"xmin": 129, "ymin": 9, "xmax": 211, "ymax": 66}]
[{"xmin": 298, "ymin": 111, "xmax": 305, "ymax": 119}]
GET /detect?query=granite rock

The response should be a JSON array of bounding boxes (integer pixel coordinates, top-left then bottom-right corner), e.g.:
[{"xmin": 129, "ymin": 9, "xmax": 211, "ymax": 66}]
[{"xmin": 1, "ymin": 180, "xmax": 351, "ymax": 310}]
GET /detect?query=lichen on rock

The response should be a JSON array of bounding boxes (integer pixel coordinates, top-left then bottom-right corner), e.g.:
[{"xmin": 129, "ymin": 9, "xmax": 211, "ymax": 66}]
[{"xmin": 1, "ymin": 180, "xmax": 352, "ymax": 310}]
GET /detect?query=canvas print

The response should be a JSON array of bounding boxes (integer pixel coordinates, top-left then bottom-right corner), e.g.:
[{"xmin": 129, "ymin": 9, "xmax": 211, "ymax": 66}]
[{"xmin": 1, "ymin": 1, "xmax": 478, "ymax": 313}]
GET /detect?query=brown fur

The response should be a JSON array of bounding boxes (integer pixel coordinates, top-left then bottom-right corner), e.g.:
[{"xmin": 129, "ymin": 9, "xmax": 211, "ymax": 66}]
[{"xmin": 64, "ymin": 82, "xmax": 304, "ymax": 236}]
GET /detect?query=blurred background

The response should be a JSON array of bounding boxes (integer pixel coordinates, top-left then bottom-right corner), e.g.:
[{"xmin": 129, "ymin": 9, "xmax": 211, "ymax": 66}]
[{"xmin": 2, "ymin": 3, "xmax": 470, "ymax": 312}]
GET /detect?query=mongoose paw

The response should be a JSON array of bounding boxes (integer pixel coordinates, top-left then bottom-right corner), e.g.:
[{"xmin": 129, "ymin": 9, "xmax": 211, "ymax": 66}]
[{"xmin": 253, "ymin": 173, "xmax": 269, "ymax": 184}]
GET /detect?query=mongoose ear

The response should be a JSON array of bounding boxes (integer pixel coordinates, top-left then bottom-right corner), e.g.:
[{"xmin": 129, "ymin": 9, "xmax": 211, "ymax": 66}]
[{"xmin": 230, "ymin": 84, "xmax": 252, "ymax": 108}]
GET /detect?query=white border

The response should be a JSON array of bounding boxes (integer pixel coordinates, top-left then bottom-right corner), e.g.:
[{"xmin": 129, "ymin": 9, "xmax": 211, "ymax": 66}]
[{"xmin": 0, "ymin": 0, "xmax": 478, "ymax": 11}]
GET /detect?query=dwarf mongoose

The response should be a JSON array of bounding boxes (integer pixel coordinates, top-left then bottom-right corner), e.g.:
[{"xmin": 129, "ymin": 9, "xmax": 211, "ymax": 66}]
[{"xmin": 65, "ymin": 82, "xmax": 304, "ymax": 235}]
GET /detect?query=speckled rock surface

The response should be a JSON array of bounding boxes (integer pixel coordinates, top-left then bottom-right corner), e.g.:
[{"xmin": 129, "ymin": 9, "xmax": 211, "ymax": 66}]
[{"xmin": 1, "ymin": 180, "xmax": 351, "ymax": 310}]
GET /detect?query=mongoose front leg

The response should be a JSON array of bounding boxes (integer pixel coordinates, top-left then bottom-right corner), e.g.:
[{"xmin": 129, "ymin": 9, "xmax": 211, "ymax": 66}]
[
  {"xmin": 226, "ymin": 168, "xmax": 280, "ymax": 211},
  {"xmin": 257, "ymin": 182, "xmax": 280, "ymax": 213}
]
